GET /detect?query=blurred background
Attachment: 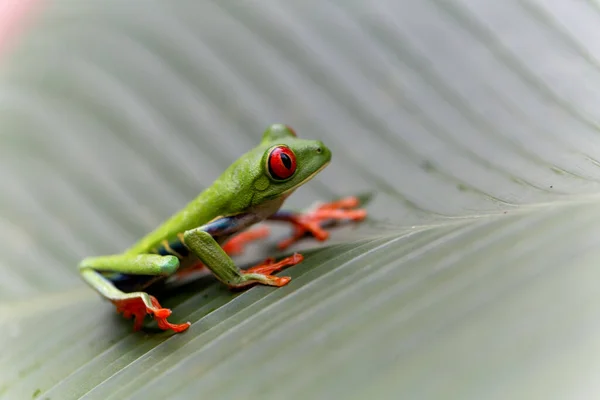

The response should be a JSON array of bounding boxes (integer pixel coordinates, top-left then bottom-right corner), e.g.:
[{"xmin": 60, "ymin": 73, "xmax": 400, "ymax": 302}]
[{"xmin": 2, "ymin": 1, "xmax": 600, "ymax": 399}]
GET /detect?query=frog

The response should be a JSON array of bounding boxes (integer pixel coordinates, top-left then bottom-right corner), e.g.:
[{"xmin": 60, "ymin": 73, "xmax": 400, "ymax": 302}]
[{"xmin": 79, "ymin": 124, "xmax": 366, "ymax": 333}]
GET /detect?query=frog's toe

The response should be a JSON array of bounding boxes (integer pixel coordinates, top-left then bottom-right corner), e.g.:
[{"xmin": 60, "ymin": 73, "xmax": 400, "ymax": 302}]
[
  {"xmin": 277, "ymin": 196, "xmax": 367, "ymax": 250},
  {"xmin": 112, "ymin": 295, "xmax": 190, "ymax": 333},
  {"xmin": 227, "ymin": 253, "xmax": 304, "ymax": 289},
  {"xmin": 243, "ymin": 253, "xmax": 303, "ymax": 275}
]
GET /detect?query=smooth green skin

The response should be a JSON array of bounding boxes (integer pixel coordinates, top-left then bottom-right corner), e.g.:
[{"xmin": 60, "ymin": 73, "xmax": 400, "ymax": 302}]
[{"xmin": 79, "ymin": 124, "xmax": 331, "ymax": 312}]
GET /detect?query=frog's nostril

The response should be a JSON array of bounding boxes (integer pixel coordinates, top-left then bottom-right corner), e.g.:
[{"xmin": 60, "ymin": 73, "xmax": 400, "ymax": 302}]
[{"xmin": 316, "ymin": 147, "xmax": 322, "ymax": 154}]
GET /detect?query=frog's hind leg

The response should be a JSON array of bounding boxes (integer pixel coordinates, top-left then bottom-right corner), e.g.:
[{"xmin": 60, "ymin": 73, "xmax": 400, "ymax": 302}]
[
  {"xmin": 221, "ymin": 226, "xmax": 270, "ymax": 256},
  {"xmin": 79, "ymin": 254, "xmax": 190, "ymax": 333}
]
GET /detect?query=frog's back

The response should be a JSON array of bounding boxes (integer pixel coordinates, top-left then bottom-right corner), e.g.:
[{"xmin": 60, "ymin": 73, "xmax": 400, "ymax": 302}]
[
  {"xmin": 124, "ymin": 185, "xmax": 228, "ymax": 255},
  {"xmin": 124, "ymin": 145, "xmax": 264, "ymax": 255}
]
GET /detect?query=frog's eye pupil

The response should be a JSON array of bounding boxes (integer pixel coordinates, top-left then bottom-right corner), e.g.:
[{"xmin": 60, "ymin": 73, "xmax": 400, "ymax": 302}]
[
  {"xmin": 281, "ymin": 153, "xmax": 292, "ymax": 169},
  {"xmin": 268, "ymin": 145, "xmax": 297, "ymax": 181}
]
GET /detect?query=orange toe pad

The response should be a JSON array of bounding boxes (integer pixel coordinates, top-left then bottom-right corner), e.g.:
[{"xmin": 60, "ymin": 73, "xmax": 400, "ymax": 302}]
[{"xmin": 112, "ymin": 295, "xmax": 190, "ymax": 333}]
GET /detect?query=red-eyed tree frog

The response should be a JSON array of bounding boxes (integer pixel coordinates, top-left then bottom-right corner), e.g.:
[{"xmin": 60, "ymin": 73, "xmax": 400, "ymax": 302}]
[{"xmin": 79, "ymin": 124, "xmax": 366, "ymax": 333}]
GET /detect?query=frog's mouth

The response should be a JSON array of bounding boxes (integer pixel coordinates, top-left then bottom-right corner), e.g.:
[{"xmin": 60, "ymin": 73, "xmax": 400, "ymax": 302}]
[{"xmin": 283, "ymin": 161, "xmax": 330, "ymax": 195}]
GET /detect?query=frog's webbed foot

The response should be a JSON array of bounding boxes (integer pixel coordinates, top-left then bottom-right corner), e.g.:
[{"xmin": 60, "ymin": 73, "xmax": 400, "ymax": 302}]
[
  {"xmin": 112, "ymin": 294, "xmax": 191, "ymax": 333},
  {"xmin": 229, "ymin": 253, "xmax": 304, "ymax": 288},
  {"xmin": 273, "ymin": 196, "xmax": 367, "ymax": 250}
]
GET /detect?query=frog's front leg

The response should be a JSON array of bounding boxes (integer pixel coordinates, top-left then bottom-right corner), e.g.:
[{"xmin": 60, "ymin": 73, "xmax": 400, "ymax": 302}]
[
  {"xmin": 183, "ymin": 215, "xmax": 303, "ymax": 288},
  {"xmin": 79, "ymin": 254, "xmax": 191, "ymax": 333},
  {"xmin": 174, "ymin": 226, "xmax": 272, "ymax": 279},
  {"xmin": 270, "ymin": 195, "xmax": 367, "ymax": 249}
]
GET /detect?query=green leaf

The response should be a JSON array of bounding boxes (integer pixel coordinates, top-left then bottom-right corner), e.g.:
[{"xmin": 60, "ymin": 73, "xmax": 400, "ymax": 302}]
[{"xmin": 2, "ymin": 1, "xmax": 600, "ymax": 399}]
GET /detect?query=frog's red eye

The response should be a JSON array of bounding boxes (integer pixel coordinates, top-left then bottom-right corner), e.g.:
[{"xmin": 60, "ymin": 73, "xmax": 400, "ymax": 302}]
[{"xmin": 267, "ymin": 145, "xmax": 296, "ymax": 181}]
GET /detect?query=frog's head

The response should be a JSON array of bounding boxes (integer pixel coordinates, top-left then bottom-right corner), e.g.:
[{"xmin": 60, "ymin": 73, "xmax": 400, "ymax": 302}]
[{"xmin": 247, "ymin": 124, "xmax": 332, "ymax": 205}]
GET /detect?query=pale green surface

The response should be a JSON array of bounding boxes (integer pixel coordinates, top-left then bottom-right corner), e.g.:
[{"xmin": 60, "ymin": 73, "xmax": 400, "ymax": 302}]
[{"xmin": 2, "ymin": 1, "xmax": 600, "ymax": 399}]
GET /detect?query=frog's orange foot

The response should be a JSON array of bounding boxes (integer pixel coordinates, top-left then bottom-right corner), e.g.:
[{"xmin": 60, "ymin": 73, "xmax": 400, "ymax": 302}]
[
  {"xmin": 244, "ymin": 252, "xmax": 304, "ymax": 276},
  {"xmin": 112, "ymin": 296, "xmax": 191, "ymax": 333},
  {"xmin": 222, "ymin": 226, "xmax": 271, "ymax": 256},
  {"xmin": 235, "ymin": 252, "xmax": 304, "ymax": 288},
  {"xmin": 278, "ymin": 196, "xmax": 367, "ymax": 250}
]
